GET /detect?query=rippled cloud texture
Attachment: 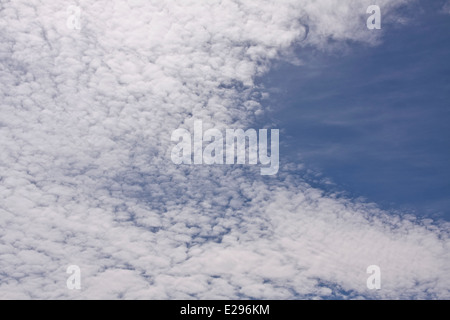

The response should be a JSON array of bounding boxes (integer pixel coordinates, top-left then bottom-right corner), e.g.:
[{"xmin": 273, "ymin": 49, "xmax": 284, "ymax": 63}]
[{"xmin": 0, "ymin": 0, "xmax": 448, "ymax": 299}]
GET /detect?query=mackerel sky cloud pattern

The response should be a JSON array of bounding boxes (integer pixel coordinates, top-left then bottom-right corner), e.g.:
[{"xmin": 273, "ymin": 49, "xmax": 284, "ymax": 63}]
[{"xmin": 0, "ymin": 0, "xmax": 448, "ymax": 299}]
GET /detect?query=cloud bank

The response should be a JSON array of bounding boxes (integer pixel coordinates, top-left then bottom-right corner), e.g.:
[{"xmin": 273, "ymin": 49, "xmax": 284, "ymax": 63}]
[{"xmin": 0, "ymin": 0, "xmax": 448, "ymax": 299}]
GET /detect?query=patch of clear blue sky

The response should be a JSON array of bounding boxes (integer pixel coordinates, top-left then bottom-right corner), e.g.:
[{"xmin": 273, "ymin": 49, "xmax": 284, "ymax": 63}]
[{"xmin": 258, "ymin": 1, "xmax": 450, "ymax": 220}]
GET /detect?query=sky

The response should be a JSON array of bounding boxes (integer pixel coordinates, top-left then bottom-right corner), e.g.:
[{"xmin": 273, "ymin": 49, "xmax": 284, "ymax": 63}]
[
  {"xmin": 261, "ymin": 1, "xmax": 450, "ymax": 220},
  {"xmin": 0, "ymin": 0, "xmax": 449, "ymax": 299}
]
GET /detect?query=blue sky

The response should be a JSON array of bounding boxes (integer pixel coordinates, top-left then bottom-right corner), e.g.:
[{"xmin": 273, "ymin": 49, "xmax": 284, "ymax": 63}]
[
  {"xmin": 261, "ymin": 0, "xmax": 450, "ymax": 220},
  {"xmin": 1, "ymin": 0, "xmax": 449, "ymax": 299}
]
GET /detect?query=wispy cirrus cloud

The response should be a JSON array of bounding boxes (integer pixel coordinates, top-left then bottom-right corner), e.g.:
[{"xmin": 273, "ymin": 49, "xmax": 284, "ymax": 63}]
[{"xmin": 443, "ymin": 1, "xmax": 450, "ymax": 14}]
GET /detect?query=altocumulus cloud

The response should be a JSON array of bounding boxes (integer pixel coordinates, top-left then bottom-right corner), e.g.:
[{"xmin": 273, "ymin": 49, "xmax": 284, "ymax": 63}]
[{"xmin": 0, "ymin": 0, "xmax": 448, "ymax": 299}]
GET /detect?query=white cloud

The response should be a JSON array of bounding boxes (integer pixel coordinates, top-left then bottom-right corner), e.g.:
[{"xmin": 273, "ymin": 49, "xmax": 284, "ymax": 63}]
[
  {"xmin": 443, "ymin": 1, "xmax": 450, "ymax": 14},
  {"xmin": 0, "ymin": 0, "xmax": 448, "ymax": 299}
]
